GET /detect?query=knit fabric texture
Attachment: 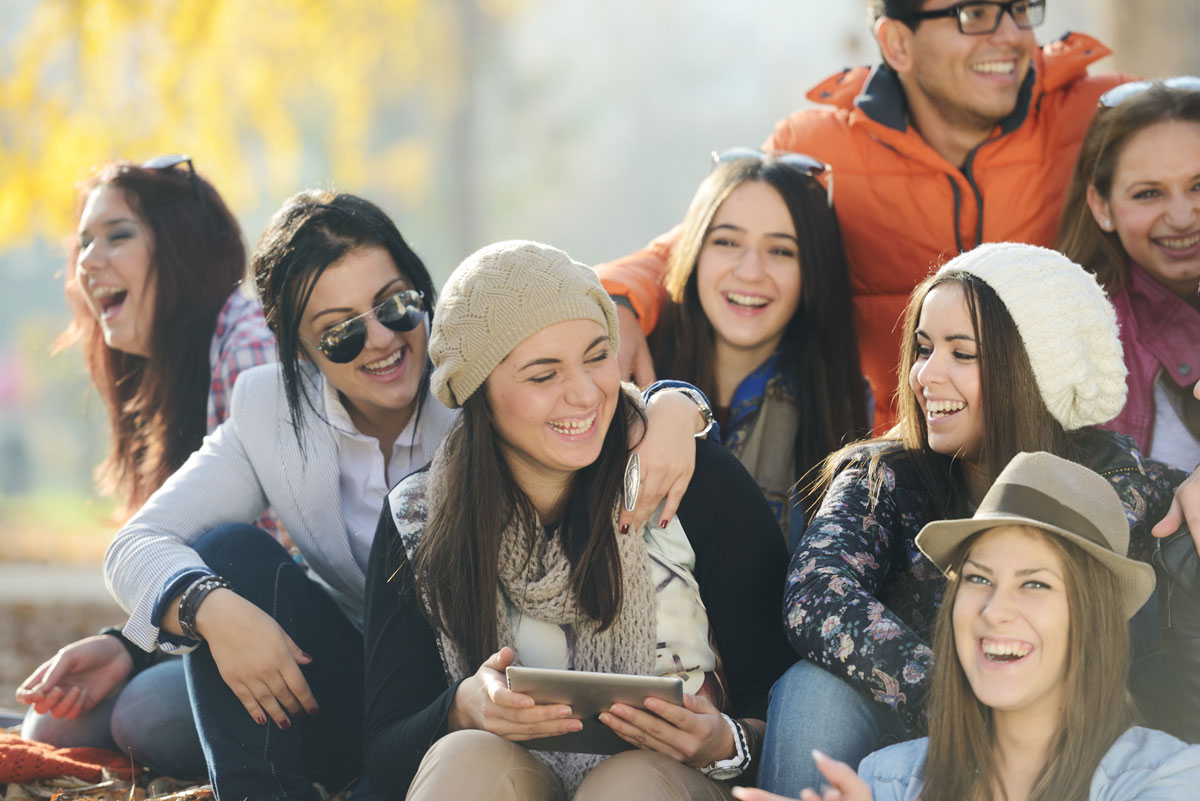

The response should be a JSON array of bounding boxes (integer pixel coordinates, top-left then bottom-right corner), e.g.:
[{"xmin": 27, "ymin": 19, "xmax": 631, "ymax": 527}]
[
  {"xmin": 430, "ymin": 240, "xmax": 619, "ymax": 408},
  {"xmin": 937, "ymin": 242, "xmax": 1128, "ymax": 430},
  {"xmin": 0, "ymin": 732, "xmax": 142, "ymax": 783}
]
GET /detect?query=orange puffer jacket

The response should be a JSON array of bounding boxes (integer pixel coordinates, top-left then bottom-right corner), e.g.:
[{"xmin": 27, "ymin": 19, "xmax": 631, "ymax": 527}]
[{"xmin": 598, "ymin": 33, "xmax": 1129, "ymax": 430}]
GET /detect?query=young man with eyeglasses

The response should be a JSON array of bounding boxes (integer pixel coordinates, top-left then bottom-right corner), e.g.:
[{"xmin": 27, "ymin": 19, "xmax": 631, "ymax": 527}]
[{"xmin": 598, "ymin": 0, "xmax": 1131, "ymax": 433}]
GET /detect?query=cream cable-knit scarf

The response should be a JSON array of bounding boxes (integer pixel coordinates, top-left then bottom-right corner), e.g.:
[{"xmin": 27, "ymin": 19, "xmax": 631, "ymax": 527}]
[{"xmin": 392, "ymin": 442, "xmax": 657, "ymax": 795}]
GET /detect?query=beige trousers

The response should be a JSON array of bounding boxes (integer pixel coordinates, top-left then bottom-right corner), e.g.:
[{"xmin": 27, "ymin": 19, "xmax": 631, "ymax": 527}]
[{"xmin": 406, "ymin": 729, "xmax": 739, "ymax": 801}]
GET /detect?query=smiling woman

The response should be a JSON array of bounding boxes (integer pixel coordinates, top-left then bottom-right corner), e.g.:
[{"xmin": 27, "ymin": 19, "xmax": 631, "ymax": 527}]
[
  {"xmin": 363, "ymin": 240, "xmax": 794, "ymax": 801},
  {"xmin": 1057, "ymin": 78, "xmax": 1200, "ymax": 473}
]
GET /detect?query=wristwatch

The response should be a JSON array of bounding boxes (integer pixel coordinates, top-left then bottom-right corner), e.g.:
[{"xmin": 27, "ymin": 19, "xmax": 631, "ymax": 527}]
[
  {"xmin": 673, "ymin": 386, "xmax": 715, "ymax": 438},
  {"xmin": 698, "ymin": 714, "xmax": 751, "ymax": 780}
]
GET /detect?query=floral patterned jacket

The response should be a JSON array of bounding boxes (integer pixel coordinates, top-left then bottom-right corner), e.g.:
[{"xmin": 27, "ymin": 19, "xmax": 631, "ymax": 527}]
[{"xmin": 784, "ymin": 429, "xmax": 1185, "ymax": 731}]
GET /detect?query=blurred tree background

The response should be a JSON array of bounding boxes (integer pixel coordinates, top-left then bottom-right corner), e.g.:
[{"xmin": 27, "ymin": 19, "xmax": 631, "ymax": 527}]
[{"xmin": 0, "ymin": 0, "xmax": 1195, "ymax": 558}]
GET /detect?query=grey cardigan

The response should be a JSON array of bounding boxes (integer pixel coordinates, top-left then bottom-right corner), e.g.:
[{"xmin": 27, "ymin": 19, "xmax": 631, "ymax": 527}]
[{"xmin": 104, "ymin": 362, "xmax": 458, "ymax": 652}]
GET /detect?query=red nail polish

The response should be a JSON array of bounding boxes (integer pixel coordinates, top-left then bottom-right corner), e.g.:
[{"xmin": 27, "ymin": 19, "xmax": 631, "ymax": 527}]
[
  {"xmin": 256, "ymin": 716, "xmax": 266, "ymax": 726},
  {"xmin": 280, "ymin": 718, "xmax": 291, "ymax": 730},
  {"xmin": 301, "ymin": 652, "xmax": 312, "ymax": 660},
  {"xmin": 620, "ymin": 524, "xmax": 629, "ymax": 534},
  {"xmin": 659, "ymin": 519, "xmax": 668, "ymax": 529}
]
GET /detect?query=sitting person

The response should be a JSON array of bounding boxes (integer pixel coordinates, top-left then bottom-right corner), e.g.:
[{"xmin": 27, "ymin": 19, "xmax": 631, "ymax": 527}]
[
  {"xmin": 650, "ymin": 150, "xmax": 868, "ymax": 535},
  {"xmin": 101, "ymin": 195, "xmax": 705, "ymax": 800},
  {"xmin": 18, "ymin": 156, "xmax": 272, "ymax": 777},
  {"xmin": 735, "ymin": 451, "xmax": 1200, "ymax": 801},
  {"xmin": 362, "ymin": 240, "xmax": 795, "ymax": 800},
  {"xmin": 1056, "ymin": 77, "xmax": 1200, "ymax": 473},
  {"xmin": 761, "ymin": 242, "xmax": 1200, "ymax": 796}
]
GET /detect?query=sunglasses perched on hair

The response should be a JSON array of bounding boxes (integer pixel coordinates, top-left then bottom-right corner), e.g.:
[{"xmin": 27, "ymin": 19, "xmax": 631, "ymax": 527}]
[
  {"xmin": 711, "ymin": 147, "xmax": 833, "ymax": 207},
  {"xmin": 311, "ymin": 289, "xmax": 426, "ymax": 363},
  {"xmin": 142, "ymin": 154, "xmax": 208, "ymax": 216},
  {"xmin": 901, "ymin": 0, "xmax": 1045, "ymax": 35},
  {"xmin": 1099, "ymin": 76, "xmax": 1200, "ymax": 108}
]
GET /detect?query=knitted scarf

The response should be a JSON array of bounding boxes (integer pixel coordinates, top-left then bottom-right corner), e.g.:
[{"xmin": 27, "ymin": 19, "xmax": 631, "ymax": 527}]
[{"xmin": 392, "ymin": 442, "xmax": 657, "ymax": 795}]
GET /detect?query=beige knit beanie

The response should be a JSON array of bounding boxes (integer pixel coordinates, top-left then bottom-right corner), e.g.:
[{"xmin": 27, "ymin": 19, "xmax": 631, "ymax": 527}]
[
  {"xmin": 430, "ymin": 240, "xmax": 619, "ymax": 408},
  {"xmin": 936, "ymin": 242, "xmax": 1127, "ymax": 430}
]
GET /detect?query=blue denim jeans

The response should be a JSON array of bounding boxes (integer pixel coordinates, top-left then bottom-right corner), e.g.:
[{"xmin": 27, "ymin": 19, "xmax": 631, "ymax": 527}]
[
  {"xmin": 759, "ymin": 661, "xmax": 912, "ymax": 797},
  {"xmin": 22, "ymin": 656, "xmax": 205, "ymax": 777},
  {"xmin": 186, "ymin": 524, "xmax": 366, "ymax": 801}
]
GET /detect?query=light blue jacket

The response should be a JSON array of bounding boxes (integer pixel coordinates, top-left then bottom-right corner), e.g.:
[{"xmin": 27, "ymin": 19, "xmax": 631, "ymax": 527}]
[{"xmin": 860, "ymin": 727, "xmax": 1200, "ymax": 801}]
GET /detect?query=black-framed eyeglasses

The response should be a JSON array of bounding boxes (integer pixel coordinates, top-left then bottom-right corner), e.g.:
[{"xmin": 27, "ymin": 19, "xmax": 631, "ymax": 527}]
[
  {"xmin": 1099, "ymin": 76, "xmax": 1200, "ymax": 108},
  {"xmin": 901, "ymin": 0, "xmax": 1045, "ymax": 35},
  {"xmin": 309, "ymin": 289, "xmax": 426, "ymax": 364},
  {"xmin": 142, "ymin": 154, "xmax": 208, "ymax": 218},
  {"xmin": 711, "ymin": 147, "xmax": 833, "ymax": 207}
]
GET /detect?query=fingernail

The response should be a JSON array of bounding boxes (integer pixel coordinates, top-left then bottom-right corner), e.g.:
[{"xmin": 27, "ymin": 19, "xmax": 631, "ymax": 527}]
[
  {"xmin": 812, "ymin": 748, "xmax": 827, "ymax": 761},
  {"xmin": 256, "ymin": 716, "xmax": 266, "ymax": 726},
  {"xmin": 280, "ymin": 718, "xmax": 291, "ymax": 730},
  {"xmin": 659, "ymin": 519, "xmax": 668, "ymax": 529},
  {"xmin": 620, "ymin": 524, "xmax": 629, "ymax": 534},
  {"xmin": 571, "ymin": 720, "xmax": 583, "ymax": 731},
  {"xmin": 301, "ymin": 652, "xmax": 312, "ymax": 660}
]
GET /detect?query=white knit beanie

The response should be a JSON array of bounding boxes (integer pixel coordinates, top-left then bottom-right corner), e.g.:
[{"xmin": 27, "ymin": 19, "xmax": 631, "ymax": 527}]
[
  {"xmin": 429, "ymin": 240, "xmax": 619, "ymax": 408},
  {"xmin": 936, "ymin": 242, "xmax": 1127, "ymax": 430}
]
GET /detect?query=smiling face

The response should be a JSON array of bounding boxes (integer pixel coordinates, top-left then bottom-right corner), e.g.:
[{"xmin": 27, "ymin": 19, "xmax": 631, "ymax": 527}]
[
  {"xmin": 75, "ymin": 185, "xmax": 157, "ymax": 357},
  {"xmin": 299, "ymin": 246, "xmax": 428, "ymax": 438},
  {"xmin": 1087, "ymin": 120, "xmax": 1200, "ymax": 300},
  {"xmin": 484, "ymin": 319, "xmax": 620, "ymax": 493},
  {"xmin": 909, "ymin": 282, "xmax": 984, "ymax": 462},
  {"xmin": 953, "ymin": 525, "xmax": 1071, "ymax": 722},
  {"xmin": 900, "ymin": 0, "xmax": 1037, "ymax": 136},
  {"xmin": 695, "ymin": 180, "xmax": 802, "ymax": 367}
]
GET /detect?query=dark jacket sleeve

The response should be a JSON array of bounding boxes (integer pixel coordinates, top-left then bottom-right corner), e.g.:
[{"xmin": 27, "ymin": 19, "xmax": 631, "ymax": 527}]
[
  {"xmin": 679, "ymin": 437, "xmax": 794, "ymax": 721},
  {"xmin": 784, "ymin": 456, "xmax": 935, "ymax": 731},
  {"xmin": 362, "ymin": 503, "xmax": 464, "ymax": 800}
]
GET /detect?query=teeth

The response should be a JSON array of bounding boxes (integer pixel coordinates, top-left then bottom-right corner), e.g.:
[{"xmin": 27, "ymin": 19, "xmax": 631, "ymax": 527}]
[
  {"xmin": 981, "ymin": 639, "xmax": 1032, "ymax": 659},
  {"xmin": 926, "ymin": 400, "xmax": 966, "ymax": 416},
  {"xmin": 549, "ymin": 412, "xmax": 596, "ymax": 435},
  {"xmin": 362, "ymin": 349, "xmax": 404, "ymax": 372},
  {"xmin": 1157, "ymin": 233, "xmax": 1200, "ymax": 249},
  {"xmin": 972, "ymin": 61, "xmax": 1015, "ymax": 74},
  {"xmin": 724, "ymin": 291, "xmax": 769, "ymax": 308},
  {"xmin": 92, "ymin": 285, "xmax": 124, "ymax": 298}
]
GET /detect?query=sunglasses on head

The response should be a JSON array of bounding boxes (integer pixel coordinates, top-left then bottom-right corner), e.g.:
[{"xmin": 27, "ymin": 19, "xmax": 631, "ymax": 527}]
[
  {"xmin": 1099, "ymin": 76, "xmax": 1200, "ymax": 108},
  {"xmin": 710, "ymin": 147, "xmax": 833, "ymax": 207},
  {"xmin": 900, "ymin": 0, "xmax": 1045, "ymax": 35},
  {"xmin": 311, "ymin": 289, "xmax": 426, "ymax": 364},
  {"xmin": 142, "ymin": 154, "xmax": 208, "ymax": 216}
]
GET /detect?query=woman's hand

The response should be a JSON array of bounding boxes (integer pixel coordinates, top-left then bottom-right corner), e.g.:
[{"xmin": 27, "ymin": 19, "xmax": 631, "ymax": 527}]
[
  {"xmin": 731, "ymin": 751, "xmax": 874, "ymax": 801},
  {"xmin": 448, "ymin": 647, "xmax": 582, "ymax": 740},
  {"xmin": 622, "ymin": 390, "xmax": 700, "ymax": 533},
  {"xmin": 598, "ymin": 691, "xmax": 733, "ymax": 767},
  {"xmin": 194, "ymin": 588, "xmax": 317, "ymax": 729},
  {"xmin": 15, "ymin": 634, "xmax": 133, "ymax": 719},
  {"xmin": 1152, "ymin": 465, "xmax": 1200, "ymax": 552}
]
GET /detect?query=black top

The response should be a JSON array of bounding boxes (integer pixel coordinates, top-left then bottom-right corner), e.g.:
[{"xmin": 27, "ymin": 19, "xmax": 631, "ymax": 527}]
[{"xmin": 361, "ymin": 437, "xmax": 795, "ymax": 799}]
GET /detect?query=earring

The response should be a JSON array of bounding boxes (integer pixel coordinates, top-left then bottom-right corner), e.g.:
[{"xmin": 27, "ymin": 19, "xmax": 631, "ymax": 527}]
[{"xmin": 1102, "ymin": 218, "xmax": 1113, "ymax": 231}]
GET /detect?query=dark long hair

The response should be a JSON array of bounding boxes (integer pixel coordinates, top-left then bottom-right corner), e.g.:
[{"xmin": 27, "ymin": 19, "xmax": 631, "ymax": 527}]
[
  {"xmin": 413, "ymin": 386, "xmax": 645, "ymax": 669},
  {"xmin": 251, "ymin": 190, "xmax": 437, "ymax": 445},
  {"xmin": 1057, "ymin": 83, "xmax": 1200, "ymax": 292},
  {"xmin": 59, "ymin": 161, "xmax": 245, "ymax": 518},
  {"xmin": 817, "ymin": 271, "xmax": 1070, "ymax": 517},
  {"xmin": 652, "ymin": 156, "xmax": 867, "ymax": 519},
  {"xmin": 923, "ymin": 528, "xmax": 1135, "ymax": 801}
]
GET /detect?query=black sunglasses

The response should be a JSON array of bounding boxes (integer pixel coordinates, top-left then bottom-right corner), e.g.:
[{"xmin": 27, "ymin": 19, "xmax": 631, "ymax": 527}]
[
  {"xmin": 711, "ymin": 147, "xmax": 833, "ymax": 207},
  {"xmin": 311, "ymin": 289, "xmax": 426, "ymax": 364},
  {"xmin": 1099, "ymin": 76, "xmax": 1200, "ymax": 108},
  {"xmin": 142, "ymin": 154, "xmax": 208, "ymax": 217},
  {"xmin": 901, "ymin": 0, "xmax": 1045, "ymax": 35}
]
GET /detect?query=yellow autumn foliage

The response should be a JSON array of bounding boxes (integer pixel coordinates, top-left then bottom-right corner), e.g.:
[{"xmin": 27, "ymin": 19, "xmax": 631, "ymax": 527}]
[{"xmin": 0, "ymin": 0, "xmax": 506, "ymax": 251}]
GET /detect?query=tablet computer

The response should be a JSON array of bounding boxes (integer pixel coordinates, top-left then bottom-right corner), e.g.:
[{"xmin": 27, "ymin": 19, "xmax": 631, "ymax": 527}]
[{"xmin": 505, "ymin": 666, "xmax": 684, "ymax": 755}]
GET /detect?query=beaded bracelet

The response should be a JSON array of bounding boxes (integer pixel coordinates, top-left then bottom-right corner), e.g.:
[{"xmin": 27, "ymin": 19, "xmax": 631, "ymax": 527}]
[{"xmin": 177, "ymin": 575, "xmax": 232, "ymax": 641}]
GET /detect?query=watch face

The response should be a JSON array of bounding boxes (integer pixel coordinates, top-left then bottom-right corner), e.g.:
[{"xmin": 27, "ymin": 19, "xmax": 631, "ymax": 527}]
[{"xmin": 701, "ymin": 763, "xmax": 747, "ymax": 781}]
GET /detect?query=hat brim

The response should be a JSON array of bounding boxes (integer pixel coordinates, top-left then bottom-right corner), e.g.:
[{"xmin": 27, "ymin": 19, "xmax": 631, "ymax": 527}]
[{"xmin": 916, "ymin": 513, "xmax": 1155, "ymax": 619}]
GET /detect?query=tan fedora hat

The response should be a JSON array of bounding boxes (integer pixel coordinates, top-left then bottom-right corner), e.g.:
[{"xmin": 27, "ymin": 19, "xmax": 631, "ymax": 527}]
[{"xmin": 916, "ymin": 451, "xmax": 1155, "ymax": 619}]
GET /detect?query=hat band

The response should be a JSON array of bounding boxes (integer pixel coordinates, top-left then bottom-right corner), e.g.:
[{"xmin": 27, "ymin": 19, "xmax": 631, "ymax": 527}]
[{"xmin": 977, "ymin": 484, "xmax": 1112, "ymax": 552}]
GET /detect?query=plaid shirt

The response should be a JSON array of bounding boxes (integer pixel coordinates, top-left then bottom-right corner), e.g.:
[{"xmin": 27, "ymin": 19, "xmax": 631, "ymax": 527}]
[{"xmin": 206, "ymin": 288, "xmax": 276, "ymax": 432}]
